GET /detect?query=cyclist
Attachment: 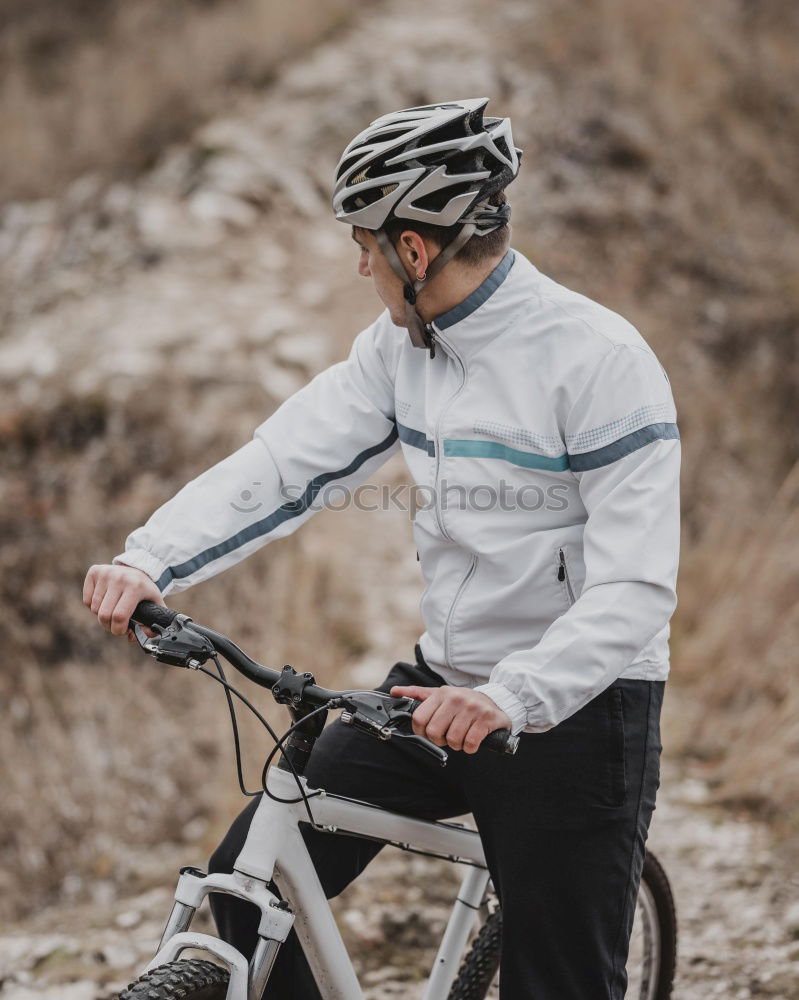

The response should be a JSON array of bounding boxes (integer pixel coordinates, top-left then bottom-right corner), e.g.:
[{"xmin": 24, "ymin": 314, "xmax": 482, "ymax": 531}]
[{"xmin": 84, "ymin": 98, "xmax": 680, "ymax": 999}]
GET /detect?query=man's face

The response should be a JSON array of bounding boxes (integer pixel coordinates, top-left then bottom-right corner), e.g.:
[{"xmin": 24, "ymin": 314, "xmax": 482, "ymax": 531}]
[{"xmin": 352, "ymin": 227, "xmax": 407, "ymax": 326}]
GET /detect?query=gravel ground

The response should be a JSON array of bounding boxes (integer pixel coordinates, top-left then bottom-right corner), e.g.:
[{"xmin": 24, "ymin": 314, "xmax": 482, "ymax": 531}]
[{"xmin": 2, "ymin": 758, "xmax": 797, "ymax": 998}]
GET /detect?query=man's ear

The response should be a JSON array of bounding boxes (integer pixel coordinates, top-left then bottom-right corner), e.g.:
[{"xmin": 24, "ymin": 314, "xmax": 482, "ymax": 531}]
[{"xmin": 398, "ymin": 230, "xmax": 431, "ymax": 280}]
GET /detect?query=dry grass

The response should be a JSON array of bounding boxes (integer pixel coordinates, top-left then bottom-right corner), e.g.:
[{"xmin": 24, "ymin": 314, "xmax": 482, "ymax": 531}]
[
  {"xmin": 0, "ymin": 380, "xmax": 371, "ymax": 922},
  {"xmin": 0, "ymin": 0, "xmax": 356, "ymax": 202},
  {"xmin": 503, "ymin": 0, "xmax": 799, "ymax": 825},
  {"xmin": 668, "ymin": 464, "xmax": 799, "ymax": 820}
]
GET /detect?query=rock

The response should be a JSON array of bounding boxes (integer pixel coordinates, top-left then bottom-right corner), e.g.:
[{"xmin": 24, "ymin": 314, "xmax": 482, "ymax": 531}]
[
  {"xmin": 114, "ymin": 909, "xmax": 142, "ymax": 930},
  {"xmin": 56, "ymin": 982, "xmax": 96, "ymax": 1000},
  {"xmin": 187, "ymin": 190, "xmax": 259, "ymax": 230},
  {"xmin": 342, "ymin": 909, "xmax": 385, "ymax": 946},
  {"xmin": 297, "ymin": 280, "xmax": 330, "ymax": 308},
  {"xmin": 102, "ymin": 183, "xmax": 136, "ymax": 217},
  {"xmin": 99, "ymin": 943, "xmax": 138, "ymax": 968},
  {"xmin": 135, "ymin": 194, "xmax": 188, "ymax": 246},
  {"xmin": 65, "ymin": 174, "xmax": 104, "ymax": 209},
  {"xmin": 272, "ymin": 331, "xmax": 325, "ymax": 370},
  {"xmin": 258, "ymin": 158, "xmax": 324, "ymax": 218},
  {"xmin": 259, "ymin": 365, "xmax": 305, "ymax": 401},
  {"xmin": 784, "ymin": 899, "xmax": 799, "ymax": 935},
  {"xmin": 363, "ymin": 966, "xmax": 405, "ymax": 985},
  {"xmin": 0, "ymin": 935, "xmax": 78, "ymax": 978},
  {"xmin": 181, "ymin": 817, "xmax": 209, "ymax": 843}
]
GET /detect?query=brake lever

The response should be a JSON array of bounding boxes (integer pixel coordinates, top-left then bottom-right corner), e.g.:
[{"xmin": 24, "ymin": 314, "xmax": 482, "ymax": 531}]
[
  {"xmin": 391, "ymin": 727, "xmax": 449, "ymax": 765},
  {"xmin": 337, "ymin": 692, "xmax": 449, "ymax": 766},
  {"xmin": 386, "ymin": 699, "xmax": 449, "ymax": 765},
  {"xmin": 132, "ymin": 616, "xmax": 214, "ymax": 669},
  {"xmin": 133, "ymin": 622, "xmax": 163, "ymax": 653}
]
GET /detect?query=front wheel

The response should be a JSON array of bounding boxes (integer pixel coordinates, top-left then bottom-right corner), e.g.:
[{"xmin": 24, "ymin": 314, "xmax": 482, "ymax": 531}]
[
  {"xmin": 447, "ymin": 850, "xmax": 677, "ymax": 1000},
  {"xmin": 118, "ymin": 958, "xmax": 230, "ymax": 999}
]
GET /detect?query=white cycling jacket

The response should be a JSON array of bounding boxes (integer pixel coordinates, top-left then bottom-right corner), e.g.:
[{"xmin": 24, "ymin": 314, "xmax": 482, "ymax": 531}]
[{"xmin": 115, "ymin": 250, "xmax": 680, "ymax": 734}]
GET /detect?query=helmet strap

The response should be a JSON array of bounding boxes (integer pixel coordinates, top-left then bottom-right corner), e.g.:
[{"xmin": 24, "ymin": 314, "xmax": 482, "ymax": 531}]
[{"xmin": 375, "ymin": 223, "xmax": 476, "ymax": 357}]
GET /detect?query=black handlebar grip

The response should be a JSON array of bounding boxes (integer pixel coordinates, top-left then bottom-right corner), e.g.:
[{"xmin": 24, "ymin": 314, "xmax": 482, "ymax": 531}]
[
  {"xmin": 407, "ymin": 699, "xmax": 519, "ymax": 755},
  {"xmin": 130, "ymin": 600, "xmax": 179, "ymax": 630},
  {"xmin": 482, "ymin": 728, "xmax": 520, "ymax": 755}
]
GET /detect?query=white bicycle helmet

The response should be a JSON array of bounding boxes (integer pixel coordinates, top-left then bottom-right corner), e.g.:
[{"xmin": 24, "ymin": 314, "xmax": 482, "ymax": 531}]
[{"xmin": 333, "ymin": 98, "xmax": 522, "ymax": 353}]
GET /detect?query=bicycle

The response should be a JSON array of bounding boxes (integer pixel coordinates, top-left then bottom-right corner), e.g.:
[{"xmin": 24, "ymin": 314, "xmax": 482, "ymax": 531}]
[{"xmin": 117, "ymin": 601, "xmax": 677, "ymax": 1000}]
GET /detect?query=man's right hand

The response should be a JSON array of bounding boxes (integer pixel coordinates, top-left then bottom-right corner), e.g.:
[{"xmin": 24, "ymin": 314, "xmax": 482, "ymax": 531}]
[{"xmin": 83, "ymin": 563, "xmax": 165, "ymax": 641}]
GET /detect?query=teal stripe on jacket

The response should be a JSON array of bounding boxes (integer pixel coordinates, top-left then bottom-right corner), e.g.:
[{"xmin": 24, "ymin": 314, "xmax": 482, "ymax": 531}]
[
  {"xmin": 442, "ymin": 422, "xmax": 679, "ymax": 473},
  {"xmin": 443, "ymin": 439, "xmax": 570, "ymax": 472}
]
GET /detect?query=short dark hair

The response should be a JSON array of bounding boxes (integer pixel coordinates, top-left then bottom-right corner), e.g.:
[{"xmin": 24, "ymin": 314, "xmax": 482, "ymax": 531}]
[{"xmin": 378, "ymin": 189, "xmax": 510, "ymax": 268}]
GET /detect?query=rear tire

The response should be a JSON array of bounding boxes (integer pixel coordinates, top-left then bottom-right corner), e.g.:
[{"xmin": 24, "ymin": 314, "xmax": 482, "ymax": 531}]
[
  {"xmin": 447, "ymin": 849, "xmax": 677, "ymax": 1000},
  {"xmin": 447, "ymin": 905, "xmax": 502, "ymax": 1000},
  {"xmin": 639, "ymin": 850, "xmax": 678, "ymax": 1000},
  {"xmin": 118, "ymin": 958, "xmax": 230, "ymax": 999}
]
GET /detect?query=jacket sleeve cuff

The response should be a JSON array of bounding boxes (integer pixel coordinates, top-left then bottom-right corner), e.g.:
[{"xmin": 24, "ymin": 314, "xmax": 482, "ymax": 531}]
[
  {"xmin": 112, "ymin": 550, "xmax": 169, "ymax": 591},
  {"xmin": 474, "ymin": 682, "xmax": 529, "ymax": 735}
]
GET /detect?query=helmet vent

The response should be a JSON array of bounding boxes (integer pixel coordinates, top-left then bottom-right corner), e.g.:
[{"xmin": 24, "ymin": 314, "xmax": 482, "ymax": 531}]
[
  {"xmin": 336, "ymin": 152, "xmax": 363, "ymax": 181},
  {"xmin": 373, "ymin": 129, "xmax": 406, "ymax": 143},
  {"xmin": 493, "ymin": 136, "xmax": 511, "ymax": 161}
]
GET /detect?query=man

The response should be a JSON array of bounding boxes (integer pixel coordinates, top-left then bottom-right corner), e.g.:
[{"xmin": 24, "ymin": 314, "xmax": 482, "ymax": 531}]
[{"xmin": 84, "ymin": 98, "xmax": 680, "ymax": 998}]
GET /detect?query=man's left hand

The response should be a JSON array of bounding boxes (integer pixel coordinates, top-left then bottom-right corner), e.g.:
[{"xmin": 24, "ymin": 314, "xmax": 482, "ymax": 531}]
[{"xmin": 389, "ymin": 685, "xmax": 511, "ymax": 754}]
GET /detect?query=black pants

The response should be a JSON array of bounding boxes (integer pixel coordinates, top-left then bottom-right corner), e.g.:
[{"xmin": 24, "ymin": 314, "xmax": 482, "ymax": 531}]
[{"xmin": 209, "ymin": 653, "xmax": 664, "ymax": 999}]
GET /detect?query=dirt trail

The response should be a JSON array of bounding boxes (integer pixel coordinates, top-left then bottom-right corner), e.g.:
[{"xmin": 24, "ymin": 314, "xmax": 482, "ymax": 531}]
[
  {"xmin": 2, "ymin": 458, "xmax": 798, "ymax": 999},
  {"xmin": 1, "ymin": 0, "xmax": 798, "ymax": 995}
]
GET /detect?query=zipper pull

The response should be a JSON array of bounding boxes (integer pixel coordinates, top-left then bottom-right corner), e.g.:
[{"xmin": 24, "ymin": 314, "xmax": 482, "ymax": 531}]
[
  {"xmin": 425, "ymin": 325, "xmax": 436, "ymax": 360},
  {"xmin": 557, "ymin": 564, "xmax": 565, "ymax": 582}
]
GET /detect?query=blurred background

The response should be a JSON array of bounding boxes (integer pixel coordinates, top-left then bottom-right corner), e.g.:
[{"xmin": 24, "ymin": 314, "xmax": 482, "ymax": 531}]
[{"xmin": 1, "ymin": 0, "xmax": 797, "ymax": 996}]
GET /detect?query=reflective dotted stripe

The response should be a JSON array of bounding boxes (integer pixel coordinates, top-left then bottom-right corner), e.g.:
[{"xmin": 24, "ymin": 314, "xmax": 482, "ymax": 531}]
[{"xmin": 569, "ymin": 423, "xmax": 680, "ymax": 472}]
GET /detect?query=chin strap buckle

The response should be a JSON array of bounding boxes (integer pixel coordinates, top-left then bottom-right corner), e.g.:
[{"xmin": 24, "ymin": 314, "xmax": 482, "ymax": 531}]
[
  {"xmin": 404, "ymin": 285, "xmax": 436, "ymax": 357},
  {"xmin": 424, "ymin": 326, "xmax": 436, "ymax": 359},
  {"xmin": 379, "ymin": 225, "xmax": 478, "ymax": 359}
]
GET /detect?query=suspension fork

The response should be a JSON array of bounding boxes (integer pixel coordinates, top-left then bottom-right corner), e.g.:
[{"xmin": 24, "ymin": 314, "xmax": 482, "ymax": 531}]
[{"xmin": 152, "ymin": 868, "xmax": 295, "ymax": 1000}]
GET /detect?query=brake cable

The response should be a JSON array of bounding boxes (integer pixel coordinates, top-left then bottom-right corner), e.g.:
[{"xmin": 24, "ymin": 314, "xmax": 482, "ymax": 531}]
[
  {"xmin": 258, "ymin": 703, "xmax": 340, "ymax": 808},
  {"xmin": 196, "ymin": 655, "xmax": 322, "ymax": 825},
  {"xmin": 133, "ymin": 614, "xmax": 446, "ymax": 826},
  {"xmin": 196, "ymin": 664, "xmax": 479, "ymax": 867},
  {"xmin": 206, "ymin": 653, "xmax": 261, "ymax": 799}
]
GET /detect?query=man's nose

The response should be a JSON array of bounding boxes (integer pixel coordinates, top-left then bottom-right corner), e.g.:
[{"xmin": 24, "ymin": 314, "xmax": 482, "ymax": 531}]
[{"xmin": 358, "ymin": 257, "xmax": 370, "ymax": 278}]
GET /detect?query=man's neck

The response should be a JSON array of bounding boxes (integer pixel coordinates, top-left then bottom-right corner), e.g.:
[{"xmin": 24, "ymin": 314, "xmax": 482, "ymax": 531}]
[{"xmin": 415, "ymin": 248, "xmax": 509, "ymax": 325}]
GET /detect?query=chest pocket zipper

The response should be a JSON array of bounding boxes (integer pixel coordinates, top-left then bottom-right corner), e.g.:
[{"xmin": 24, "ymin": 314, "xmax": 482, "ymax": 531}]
[{"xmin": 557, "ymin": 548, "xmax": 576, "ymax": 605}]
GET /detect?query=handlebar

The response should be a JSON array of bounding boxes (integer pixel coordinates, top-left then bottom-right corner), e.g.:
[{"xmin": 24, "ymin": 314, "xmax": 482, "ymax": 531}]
[
  {"xmin": 130, "ymin": 600, "xmax": 518, "ymax": 759},
  {"xmin": 402, "ymin": 699, "xmax": 515, "ymax": 756}
]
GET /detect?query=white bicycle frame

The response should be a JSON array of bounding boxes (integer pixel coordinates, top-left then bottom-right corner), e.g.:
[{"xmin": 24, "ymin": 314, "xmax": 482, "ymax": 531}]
[{"xmin": 146, "ymin": 764, "xmax": 491, "ymax": 1000}]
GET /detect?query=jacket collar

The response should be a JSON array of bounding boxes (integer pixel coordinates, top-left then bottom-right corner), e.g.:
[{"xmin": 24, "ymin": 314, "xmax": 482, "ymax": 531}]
[
  {"xmin": 433, "ymin": 249, "xmax": 516, "ymax": 332},
  {"xmin": 430, "ymin": 250, "xmax": 535, "ymax": 359}
]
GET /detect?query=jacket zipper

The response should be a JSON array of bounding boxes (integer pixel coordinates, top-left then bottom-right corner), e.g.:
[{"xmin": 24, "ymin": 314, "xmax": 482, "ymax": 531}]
[
  {"xmin": 431, "ymin": 328, "xmax": 467, "ymax": 542},
  {"xmin": 444, "ymin": 555, "xmax": 478, "ymax": 666},
  {"xmin": 558, "ymin": 548, "xmax": 575, "ymax": 605}
]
